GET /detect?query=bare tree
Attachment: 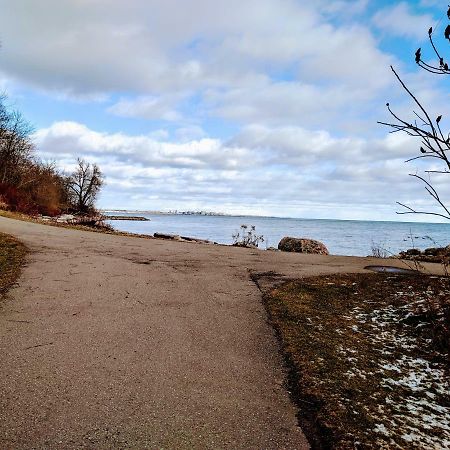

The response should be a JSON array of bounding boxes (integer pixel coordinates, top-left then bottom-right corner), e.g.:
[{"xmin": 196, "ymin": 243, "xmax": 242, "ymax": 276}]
[
  {"xmin": 67, "ymin": 158, "xmax": 103, "ymax": 214},
  {"xmin": 0, "ymin": 96, "xmax": 34, "ymax": 185},
  {"xmin": 379, "ymin": 7, "xmax": 450, "ymax": 220}
]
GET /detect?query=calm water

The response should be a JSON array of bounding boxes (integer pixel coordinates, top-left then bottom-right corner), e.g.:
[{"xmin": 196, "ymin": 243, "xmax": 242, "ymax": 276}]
[{"xmin": 105, "ymin": 213, "xmax": 450, "ymax": 257}]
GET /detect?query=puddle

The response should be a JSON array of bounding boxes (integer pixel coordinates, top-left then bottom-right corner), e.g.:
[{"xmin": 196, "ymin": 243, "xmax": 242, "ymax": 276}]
[{"xmin": 364, "ymin": 265, "xmax": 419, "ymax": 275}]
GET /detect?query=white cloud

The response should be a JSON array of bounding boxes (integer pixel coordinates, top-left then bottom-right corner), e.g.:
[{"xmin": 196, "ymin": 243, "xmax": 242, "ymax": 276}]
[
  {"xmin": 108, "ymin": 93, "xmax": 189, "ymax": 121},
  {"xmin": 320, "ymin": 0, "xmax": 369, "ymax": 17},
  {"xmin": 231, "ymin": 124, "xmax": 419, "ymax": 166},
  {"xmin": 33, "ymin": 121, "xmax": 255, "ymax": 170},
  {"xmin": 373, "ymin": 3, "xmax": 434, "ymax": 40},
  {"xmin": 0, "ymin": 0, "xmax": 428, "ymax": 141},
  {"xmin": 175, "ymin": 126, "xmax": 206, "ymax": 142},
  {"xmin": 0, "ymin": 1, "xmax": 394, "ymax": 98},
  {"xmin": 32, "ymin": 120, "xmax": 450, "ymax": 221}
]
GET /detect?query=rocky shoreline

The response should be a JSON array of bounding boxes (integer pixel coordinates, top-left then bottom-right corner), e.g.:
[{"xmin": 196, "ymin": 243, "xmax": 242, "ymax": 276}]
[
  {"xmin": 40, "ymin": 213, "xmax": 149, "ymax": 224},
  {"xmin": 398, "ymin": 245, "xmax": 450, "ymax": 264},
  {"xmin": 39, "ymin": 214, "xmax": 106, "ymax": 227}
]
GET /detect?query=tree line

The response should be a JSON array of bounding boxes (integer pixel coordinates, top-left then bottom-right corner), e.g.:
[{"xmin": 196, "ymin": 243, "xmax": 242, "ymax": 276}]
[{"xmin": 0, "ymin": 94, "xmax": 103, "ymax": 216}]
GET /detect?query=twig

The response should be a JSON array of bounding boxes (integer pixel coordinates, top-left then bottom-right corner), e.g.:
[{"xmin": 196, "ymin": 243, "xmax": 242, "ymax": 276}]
[{"xmin": 24, "ymin": 342, "xmax": 53, "ymax": 350}]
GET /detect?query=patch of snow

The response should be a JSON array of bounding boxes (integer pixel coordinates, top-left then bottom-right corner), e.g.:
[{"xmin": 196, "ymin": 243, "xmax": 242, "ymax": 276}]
[{"xmin": 374, "ymin": 423, "xmax": 389, "ymax": 436}]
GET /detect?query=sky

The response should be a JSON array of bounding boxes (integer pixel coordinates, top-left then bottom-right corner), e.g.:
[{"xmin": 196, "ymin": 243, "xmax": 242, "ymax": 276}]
[{"xmin": 0, "ymin": 0, "xmax": 449, "ymax": 221}]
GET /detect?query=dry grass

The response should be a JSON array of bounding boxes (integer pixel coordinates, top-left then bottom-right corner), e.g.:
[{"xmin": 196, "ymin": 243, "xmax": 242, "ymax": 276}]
[
  {"xmin": 0, "ymin": 233, "xmax": 27, "ymax": 298},
  {"xmin": 258, "ymin": 272, "xmax": 450, "ymax": 449}
]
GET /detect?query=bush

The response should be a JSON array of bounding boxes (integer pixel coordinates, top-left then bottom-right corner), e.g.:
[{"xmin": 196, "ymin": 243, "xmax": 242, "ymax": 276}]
[{"xmin": 232, "ymin": 224, "xmax": 264, "ymax": 248}]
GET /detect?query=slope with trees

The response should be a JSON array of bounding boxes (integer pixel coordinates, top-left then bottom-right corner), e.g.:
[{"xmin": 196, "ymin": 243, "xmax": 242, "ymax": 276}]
[{"xmin": 0, "ymin": 95, "xmax": 103, "ymax": 216}]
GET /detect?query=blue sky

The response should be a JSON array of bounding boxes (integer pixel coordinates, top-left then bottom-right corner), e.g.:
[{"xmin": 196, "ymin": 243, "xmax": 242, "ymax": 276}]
[{"xmin": 0, "ymin": 0, "xmax": 449, "ymax": 221}]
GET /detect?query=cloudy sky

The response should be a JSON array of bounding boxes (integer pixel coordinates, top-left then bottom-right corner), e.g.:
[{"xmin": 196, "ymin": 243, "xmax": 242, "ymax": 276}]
[{"xmin": 0, "ymin": 0, "xmax": 449, "ymax": 221}]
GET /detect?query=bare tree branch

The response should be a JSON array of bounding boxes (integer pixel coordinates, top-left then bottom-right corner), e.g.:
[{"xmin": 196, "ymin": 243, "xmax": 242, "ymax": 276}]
[{"xmin": 380, "ymin": 8, "xmax": 450, "ymax": 221}]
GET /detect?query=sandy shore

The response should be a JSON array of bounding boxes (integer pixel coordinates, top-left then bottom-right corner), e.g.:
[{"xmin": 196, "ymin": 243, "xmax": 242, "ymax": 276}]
[{"xmin": 0, "ymin": 216, "xmax": 441, "ymax": 449}]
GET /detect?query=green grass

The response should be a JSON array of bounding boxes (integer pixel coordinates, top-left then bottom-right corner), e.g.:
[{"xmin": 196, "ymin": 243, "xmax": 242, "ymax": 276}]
[{"xmin": 0, "ymin": 232, "xmax": 27, "ymax": 297}]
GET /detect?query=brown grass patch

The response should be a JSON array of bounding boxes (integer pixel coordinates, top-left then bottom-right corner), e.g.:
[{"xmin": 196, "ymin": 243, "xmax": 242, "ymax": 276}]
[
  {"xmin": 258, "ymin": 272, "xmax": 450, "ymax": 449},
  {"xmin": 0, "ymin": 232, "xmax": 27, "ymax": 298}
]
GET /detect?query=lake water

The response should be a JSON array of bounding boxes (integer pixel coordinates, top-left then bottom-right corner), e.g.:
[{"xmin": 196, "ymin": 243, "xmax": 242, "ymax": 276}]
[{"xmin": 105, "ymin": 212, "xmax": 450, "ymax": 257}]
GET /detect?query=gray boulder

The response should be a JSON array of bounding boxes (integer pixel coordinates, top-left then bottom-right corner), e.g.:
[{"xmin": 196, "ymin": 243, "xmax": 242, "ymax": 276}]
[{"xmin": 278, "ymin": 237, "xmax": 329, "ymax": 255}]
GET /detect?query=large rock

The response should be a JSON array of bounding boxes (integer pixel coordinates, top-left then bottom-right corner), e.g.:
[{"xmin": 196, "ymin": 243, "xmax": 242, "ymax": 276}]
[{"xmin": 278, "ymin": 237, "xmax": 329, "ymax": 255}]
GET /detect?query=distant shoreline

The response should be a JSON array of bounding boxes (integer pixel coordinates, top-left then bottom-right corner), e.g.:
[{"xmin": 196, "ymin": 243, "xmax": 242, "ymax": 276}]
[
  {"xmin": 105, "ymin": 215, "xmax": 149, "ymax": 221},
  {"xmin": 101, "ymin": 209, "xmax": 450, "ymax": 225},
  {"xmin": 102, "ymin": 209, "xmax": 229, "ymax": 217}
]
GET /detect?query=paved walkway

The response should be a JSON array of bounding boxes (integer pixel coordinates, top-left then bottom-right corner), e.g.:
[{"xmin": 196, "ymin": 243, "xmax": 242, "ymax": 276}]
[{"xmin": 0, "ymin": 217, "xmax": 395, "ymax": 449}]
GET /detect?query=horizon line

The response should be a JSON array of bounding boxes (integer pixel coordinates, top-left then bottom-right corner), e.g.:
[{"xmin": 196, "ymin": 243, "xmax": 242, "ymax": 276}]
[{"xmin": 100, "ymin": 209, "xmax": 450, "ymax": 226}]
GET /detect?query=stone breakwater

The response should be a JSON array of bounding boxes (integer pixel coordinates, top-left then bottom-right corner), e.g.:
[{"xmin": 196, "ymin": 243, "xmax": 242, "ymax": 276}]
[{"xmin": 105, "ymin": 215, "xmax": 149, "ymax": 221}]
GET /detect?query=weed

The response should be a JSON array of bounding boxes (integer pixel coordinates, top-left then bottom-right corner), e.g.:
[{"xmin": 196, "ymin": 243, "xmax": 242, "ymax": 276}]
[{"xmin": 232, "ymin": 224, "xmax": 264, "ymax": 248}]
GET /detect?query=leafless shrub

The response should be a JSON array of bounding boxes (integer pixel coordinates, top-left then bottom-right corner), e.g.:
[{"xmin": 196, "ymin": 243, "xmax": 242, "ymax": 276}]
[
  {"xmin": 232, "ymin": 224, "xmax": 264, "ymax": 248},
  {"xmin": 371, "ymin": 241, "xmax": 390, "ymax": 258}
]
